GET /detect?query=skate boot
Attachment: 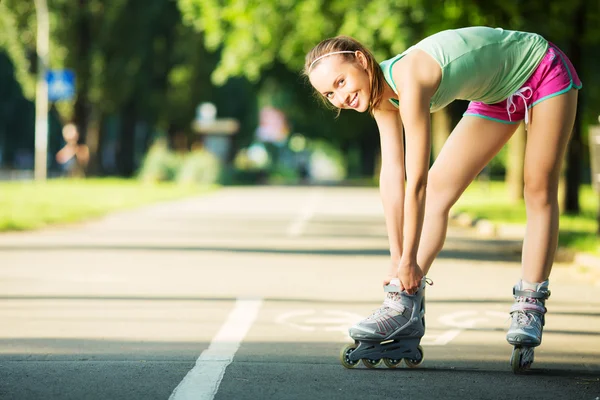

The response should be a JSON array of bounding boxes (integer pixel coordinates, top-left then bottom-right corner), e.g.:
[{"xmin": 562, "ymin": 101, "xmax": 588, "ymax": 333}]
[
  {"xmin": 506, "ymin": 280, "xmax": 550, "ymax": 373},
  {"xmin": 340, "ymin": 277, "xmax": 432, "ymax": 369}
]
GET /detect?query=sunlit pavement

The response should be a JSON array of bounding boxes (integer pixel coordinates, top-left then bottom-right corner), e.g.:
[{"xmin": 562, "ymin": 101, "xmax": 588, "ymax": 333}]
[{"xmin": 0, "ymin": 186, "xmax": 598, "ymax": 400}]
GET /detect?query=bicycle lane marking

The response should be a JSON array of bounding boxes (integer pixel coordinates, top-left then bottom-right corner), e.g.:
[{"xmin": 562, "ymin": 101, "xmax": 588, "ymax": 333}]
[
  {"xmin": 169, "ymin": 298, "xmax": 263, "ymax": 400},
  {"xmin": 274, "ymin": 308, "xmax": 509, "ymax": 346}
]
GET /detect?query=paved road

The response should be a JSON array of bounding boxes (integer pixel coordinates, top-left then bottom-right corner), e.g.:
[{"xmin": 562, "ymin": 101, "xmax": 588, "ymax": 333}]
[{"xmin": 0, "ymin": 186, "xmax": 599, "ymax": 400}]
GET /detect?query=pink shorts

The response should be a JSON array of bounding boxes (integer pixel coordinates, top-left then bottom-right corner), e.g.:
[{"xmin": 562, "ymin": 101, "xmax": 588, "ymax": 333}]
[{"xmin": 464, "ymin": 43, "xmax": 582, "ymax": 124}]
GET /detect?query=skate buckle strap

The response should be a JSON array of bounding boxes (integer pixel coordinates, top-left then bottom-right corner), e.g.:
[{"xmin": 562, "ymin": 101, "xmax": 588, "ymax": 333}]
[
  {"xmin": 510, "ymin": 301, "xmax": 546, "ymax": 315},
  {"xmin": 384, "ymin": 284, "xmax": 401, "ymax": 293},
  {"xmin": 384, "ymin": 277, "xmax": 433, "ymax": 293},
  {"xmin": 513, "ymin": 288, "xmax": 551, "ymax": 299}
]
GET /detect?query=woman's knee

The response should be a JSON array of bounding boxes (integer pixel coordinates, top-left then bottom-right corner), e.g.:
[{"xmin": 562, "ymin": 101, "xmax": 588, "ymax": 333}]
[
  {"xmin": 523, "ymin": 174, "xmax": 559, "ymax": 209},
  {"xmin": 425, "ymin": 179, "xmax": 458, "ymax": 215}
]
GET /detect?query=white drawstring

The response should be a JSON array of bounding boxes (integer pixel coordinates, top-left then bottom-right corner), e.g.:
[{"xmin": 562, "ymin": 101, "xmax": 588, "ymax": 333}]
[{"xmin": 506, "ymin": 86, "xmax": 533, "ymax": 126}]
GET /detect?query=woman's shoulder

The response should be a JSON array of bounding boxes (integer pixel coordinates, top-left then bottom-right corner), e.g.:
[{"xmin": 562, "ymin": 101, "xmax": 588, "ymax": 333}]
[{"xmin": 391, "ymin": 50, "xmax": 441, "ymax": 93}]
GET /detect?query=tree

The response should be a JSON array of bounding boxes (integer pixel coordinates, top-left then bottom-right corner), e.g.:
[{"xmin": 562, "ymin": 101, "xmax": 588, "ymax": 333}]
[{"xmin": 0, "ymin": 0, "xmax": 243, "ymax": 176}]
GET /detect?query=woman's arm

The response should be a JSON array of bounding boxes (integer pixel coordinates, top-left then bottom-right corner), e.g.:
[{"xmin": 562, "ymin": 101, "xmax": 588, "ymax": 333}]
[
  {"xmin": 393, "ymin": 50, "xmax": 440, "ymax": 292},
  {"xmin": 398, "ymin": 85, "xmax": 430, "ymax": 278},
  {"xmin": 373, "ymin": 109, "xmax": 405, "ymax": 268}
]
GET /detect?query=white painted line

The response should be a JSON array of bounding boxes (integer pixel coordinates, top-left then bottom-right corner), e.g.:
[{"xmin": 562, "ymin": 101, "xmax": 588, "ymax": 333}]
[
  {"xmin": 422, "ymin": 329, "xmax": 462, "ymax": 346},
  {"xmin": 287, "ymin": 189, "xmax": 321, "ymax": 237},
  {"xmin": 169, "ymin": 298, "xmax": 263, "ymax": 400},
  {"xmin": 438, "ymin": 310, "xmax": 507, "ymax": 329},
  {"xmin": 275, "ymin": 309, "xmax": 363, "ymax": 333}
]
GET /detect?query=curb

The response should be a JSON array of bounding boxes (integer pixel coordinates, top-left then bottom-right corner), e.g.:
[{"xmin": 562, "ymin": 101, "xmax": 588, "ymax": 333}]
[{"xmin": 449, "ymin": 211, "xmax": 600, "ymax": 273}]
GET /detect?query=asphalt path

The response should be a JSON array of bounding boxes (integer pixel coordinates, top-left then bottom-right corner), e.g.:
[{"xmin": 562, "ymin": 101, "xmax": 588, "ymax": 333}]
[{"xmin": 0, "ymin": 186, "xmax": 599, "ymax": 400}]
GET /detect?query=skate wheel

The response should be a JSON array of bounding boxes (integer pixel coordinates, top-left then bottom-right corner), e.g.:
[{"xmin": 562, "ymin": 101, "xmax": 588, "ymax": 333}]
[
  {"xmin": 361, "ymin": 358, "xmax": 381, "ymax": 368},
  {"xmin": 383, "ymin": 358, "xmax": 402, "ymax": 368},
  {"xmin": 340, "ymin": 344, "xmax": 360, "ymax": 369},
  {"xmin": 511, "ymin": 346, "xmax": 534, "ymax": 374},
  {"xmin": 404, "ymin": 345, "xmax": 424, "ymax": 368},
  {"xmin": 511, "ymin": 347, "xmax": 523, "ymax": 373}
]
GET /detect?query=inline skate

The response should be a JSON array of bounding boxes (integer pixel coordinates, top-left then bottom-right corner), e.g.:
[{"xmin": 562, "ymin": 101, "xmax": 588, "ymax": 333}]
[
  {"xmin": 340, "ymin": 277, "xmax": 431, "ymax": 369},
  {"xmin": 506, "ymin": 280, "xmax": 550, "ymax": 373}
]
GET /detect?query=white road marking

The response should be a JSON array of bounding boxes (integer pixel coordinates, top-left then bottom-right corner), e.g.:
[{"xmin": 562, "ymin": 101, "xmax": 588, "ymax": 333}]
[
  {"xmin": 276, "ymin": 308, "xmax": 508, "ymax": 346},
  {"xmin": 439, "ymin": 310, "xmax": 507, "ymax": 329},
  {"xmin": 287, "ymin": 189, "xmax": 321, "ymax": 237},
  {"xmin": 422, "ymin": 330, "xmax": 462, "ymax": 346},
  {"xmin": 276, "ymin": 309, "xmax": 363, "ymax": 333},
  {"xmin": 169, "ymin": 298, "xmax": 263, "ymax": 400}
]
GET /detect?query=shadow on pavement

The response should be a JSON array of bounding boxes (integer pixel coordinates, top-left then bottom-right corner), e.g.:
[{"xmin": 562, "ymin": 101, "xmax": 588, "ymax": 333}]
[
  {"xmin": 1, "ymin": 295, "xmax": 597, "ymax": 309},
  {"xmin": 1, "ymin": 339, "xmax": 598, "ymax": 400},
  {"xmin": 0, "ymin": 244, "xmax": 522, "ymax": 262}
]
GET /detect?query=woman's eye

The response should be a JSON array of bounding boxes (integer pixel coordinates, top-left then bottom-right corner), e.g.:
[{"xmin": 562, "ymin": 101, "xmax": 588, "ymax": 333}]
[
  {"xmin": 339, "ymin": 79, "xmax": 345, "ymax": 86},
  {"xmin": 326, "ymin": 93, "xmax": 333, "ymax": 99}
]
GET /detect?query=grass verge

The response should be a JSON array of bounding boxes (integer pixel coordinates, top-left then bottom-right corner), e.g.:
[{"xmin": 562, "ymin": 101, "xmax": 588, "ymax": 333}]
[
  {"xmin": 0, "ymin": 178, "xmax": 216, "ymax": 232},
  {"xmin": 453, "ymin": 180, "xmax": 599, "ymax": 255}
]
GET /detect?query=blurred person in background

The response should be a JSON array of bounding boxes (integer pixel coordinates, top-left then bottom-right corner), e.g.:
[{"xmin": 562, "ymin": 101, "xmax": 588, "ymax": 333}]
[{"xmin": 56, "ymin": 123, "xmax": 89, "ymax": 177}]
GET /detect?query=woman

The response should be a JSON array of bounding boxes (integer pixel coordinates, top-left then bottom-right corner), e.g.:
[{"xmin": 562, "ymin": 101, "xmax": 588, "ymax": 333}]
[{"xmin": 304, "ymin": 26, "xmax": 581, "ymax": 371}]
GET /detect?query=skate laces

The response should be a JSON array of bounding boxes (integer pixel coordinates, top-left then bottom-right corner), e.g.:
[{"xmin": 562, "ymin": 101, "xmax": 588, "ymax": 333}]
[
  {"xmin": 383, "ymin": 297, "xmax": 406, "ymax": 313},
  {"xmin": 365, "ymin": 298, "xmax": 406, "ymax": 320},
  {"xmin": 365, "ymin": 278, "xmax": 431, "ymax": 321},
  {"xmin": 513, "ymin": 297, "xmax": 543, "ymax": 327},
  {"xmin": 515, "ymin": 309, "xmax": 533, "ymax": 326}
]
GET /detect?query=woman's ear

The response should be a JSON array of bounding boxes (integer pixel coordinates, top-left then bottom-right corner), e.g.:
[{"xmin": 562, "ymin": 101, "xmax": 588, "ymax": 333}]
[{"xmin": 355, "ymin": 51, "xmax": 368, "ymax": 70}]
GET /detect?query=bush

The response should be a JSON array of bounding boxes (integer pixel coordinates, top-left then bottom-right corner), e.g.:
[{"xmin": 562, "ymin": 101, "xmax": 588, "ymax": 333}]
[
  {"xmin": 220, "ymin": 166, "xmax": 267, "ymax": 185},
  {"xmin": 307, "ymin": 139, "xmax": 347, "ymax": 183},
  {"xmin": 176, "ymin": 148, "xmax": 222, "ymax": 185},
  {"xmin": 138, "ymin": 139, "xmax": 182, "ymax": 183},
  {"xmin": 486, "ymin": 146, "xmax": 508, "ymax": 178},
  {"xmin": 268, "ymin": 165, "xmax": 300, "ymax": 185}
]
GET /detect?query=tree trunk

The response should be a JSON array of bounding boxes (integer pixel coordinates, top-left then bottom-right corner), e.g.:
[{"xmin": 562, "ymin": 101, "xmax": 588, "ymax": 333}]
[
  {"xmin": 506, "ymin": 122, "xmax": 526, "ymax": 202},
  {"xmin": 564, "ymin": 1, "xmax": 586, "ymax": 213},
  {"xmin": 73, "ymin": 0, "xmax": 91, "ymax": 145},
  {"xmin": 359, "ymin": 126, "xmax": 378, "ymax": 178},
  {"xmin": 117, "ymin": 102, "xmax": 137, "ymax": 177},
  {"xmin": 85, "ymin": 110, "xmax": 104, "ymax": 176}
]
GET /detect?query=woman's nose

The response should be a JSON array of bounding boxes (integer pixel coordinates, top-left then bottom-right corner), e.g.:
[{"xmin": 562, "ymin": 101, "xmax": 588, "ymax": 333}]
[{"xmin": 335, "ymin": 91, "xmax": 347, "ymax": 107}]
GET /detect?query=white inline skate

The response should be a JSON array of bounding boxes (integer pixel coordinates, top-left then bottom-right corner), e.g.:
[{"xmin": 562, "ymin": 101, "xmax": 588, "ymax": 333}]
[
  {"xmin": 340, "ymin": 277, "xmax": 431, "ymax": 369},
  {"xmin": 506, "ymin": 280, "xmax": 550, "ymax": 373}
]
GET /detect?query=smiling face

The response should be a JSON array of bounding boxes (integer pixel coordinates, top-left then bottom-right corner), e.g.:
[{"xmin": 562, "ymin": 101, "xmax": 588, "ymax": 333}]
[{"xmin": 308, "ymin": 53, "xmax": 371, "ymax": 113}]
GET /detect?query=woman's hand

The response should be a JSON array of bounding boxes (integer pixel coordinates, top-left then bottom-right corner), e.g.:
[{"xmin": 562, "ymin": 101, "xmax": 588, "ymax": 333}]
[
  {"xmin": 383, "ymin": 260, "xmax": 423, "ymax": 295},
  {"xmin": 397, "ymin": 261, "xmax": 423, "ymax": 294},
  {"xmin": 383, "ymin": 261, "xmax": 399, "ymax": 287}
]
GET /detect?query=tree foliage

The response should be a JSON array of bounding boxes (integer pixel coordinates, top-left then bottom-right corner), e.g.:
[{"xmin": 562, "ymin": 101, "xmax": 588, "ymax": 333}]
[
  {"xmin": 177, "ymin": 0, "xmax": 600, "ymax": 208},
  {"xmin": 1, "ymin": 0, "xmax": 599, "ymax": 189}
]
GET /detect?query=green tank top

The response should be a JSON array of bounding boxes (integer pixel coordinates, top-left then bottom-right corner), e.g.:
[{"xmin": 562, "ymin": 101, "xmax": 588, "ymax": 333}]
[{"xmin": 380, "ymin": 27, "xmax": 549, "ymax": 112}]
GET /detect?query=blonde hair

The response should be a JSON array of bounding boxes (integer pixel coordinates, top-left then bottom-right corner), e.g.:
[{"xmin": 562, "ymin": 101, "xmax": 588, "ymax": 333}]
[{"xmin": 303, "ymin": 36, "xmax": 386, "ymax": 115}]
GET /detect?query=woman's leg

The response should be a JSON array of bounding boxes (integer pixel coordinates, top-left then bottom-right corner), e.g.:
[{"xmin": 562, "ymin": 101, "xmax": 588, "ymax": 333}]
[
  {"xmin": 521, "ymin": 89, "xmax": 578, "ymax": 282},
  {"xmin": 419, "ymin": 117, "xmax": 519, "ymax": 275}
]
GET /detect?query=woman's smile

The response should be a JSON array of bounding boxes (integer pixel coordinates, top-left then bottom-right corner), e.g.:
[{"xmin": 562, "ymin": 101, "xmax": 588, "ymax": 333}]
[{"xmin": 348, "ymin": 93, "xmax": 359, "ymax": 108}]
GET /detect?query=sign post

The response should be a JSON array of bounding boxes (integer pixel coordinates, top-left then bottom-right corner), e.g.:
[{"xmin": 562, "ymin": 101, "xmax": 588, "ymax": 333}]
[{"xmin": 34, "ymin": 0, "xmax": 49, "ymax": 181}]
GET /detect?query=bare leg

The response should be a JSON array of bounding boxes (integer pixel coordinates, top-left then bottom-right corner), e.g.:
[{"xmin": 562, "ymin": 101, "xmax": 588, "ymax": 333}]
[
  {"xmin": 419, "ymin": 117, "xmax": 518, "ymax": 275},
  {"xmin": 522, "ymin": 89, "xmax": 578, "ymax": 282}
]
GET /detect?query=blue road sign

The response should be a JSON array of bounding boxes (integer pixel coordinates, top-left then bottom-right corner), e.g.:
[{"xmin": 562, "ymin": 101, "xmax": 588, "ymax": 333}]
[{"xmin": 46, "ymin": 69, "xmax": 75, "ymax": 101}]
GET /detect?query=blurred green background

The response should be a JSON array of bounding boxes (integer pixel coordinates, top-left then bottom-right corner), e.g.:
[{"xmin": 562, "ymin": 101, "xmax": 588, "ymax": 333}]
[{"xmin": 1, "ymin": 0, "xmax": 600, "ymax": 254}]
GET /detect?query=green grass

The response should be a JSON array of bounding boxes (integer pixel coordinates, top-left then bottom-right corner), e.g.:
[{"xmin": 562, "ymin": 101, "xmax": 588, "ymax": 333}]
[
  {"xmin": 2, "ymin": 177, "xmax": 599, "ymax": 255},
  {"xmin": 0, "ymin": 178, "xmax": 216, "ymax": 232},
  {"xmin": 453, "ymin": 180, "xmax": 600, "ymax": 254}
]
